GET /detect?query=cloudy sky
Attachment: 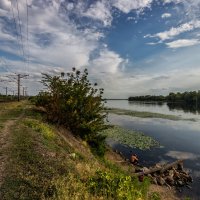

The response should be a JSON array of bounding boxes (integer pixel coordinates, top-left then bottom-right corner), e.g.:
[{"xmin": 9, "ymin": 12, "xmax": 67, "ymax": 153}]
[{"xmin": 0, "ymin": 0, "xmax": 200, "ymax": 98}]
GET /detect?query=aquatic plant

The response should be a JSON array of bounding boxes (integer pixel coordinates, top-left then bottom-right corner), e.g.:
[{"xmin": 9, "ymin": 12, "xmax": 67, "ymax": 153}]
[{"xmin": 101, "ymin": 126, "xmax": 159, "ymax": 150}]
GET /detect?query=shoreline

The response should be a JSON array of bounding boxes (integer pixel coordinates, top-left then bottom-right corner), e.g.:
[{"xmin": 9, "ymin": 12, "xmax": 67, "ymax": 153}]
[{"xmin": 105, "ymin": 146, "xmax": 180, "ymax": 200}]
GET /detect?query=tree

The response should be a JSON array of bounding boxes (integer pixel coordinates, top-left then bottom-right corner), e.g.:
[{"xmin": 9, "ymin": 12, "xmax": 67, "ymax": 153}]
[{"xmin": 35, "ymin": 68, "xmax": 107, "ymax": 156}]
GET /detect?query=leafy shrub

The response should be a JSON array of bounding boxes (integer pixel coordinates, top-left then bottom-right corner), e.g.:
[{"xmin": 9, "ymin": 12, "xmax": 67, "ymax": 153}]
[
  {"xmin": 88, "ymin": 170, "xmax": 150, "ymax": 200},
  {"xmin": 34, "ymin": 91, "xmax": 51, "ymax": 108},
  {"xmin": 35, "ymin": 68, "xmax": 107, "ymax": 156},
  {"xmin": 88, "ymin": 134, "xmax": 106, "ymax": 157}
]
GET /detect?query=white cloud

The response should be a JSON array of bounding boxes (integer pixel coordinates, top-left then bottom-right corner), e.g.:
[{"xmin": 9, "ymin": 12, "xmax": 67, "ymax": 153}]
[
  {"xmin": 161, "ymin": 13, "xmax": 171, "ymax": 18},
  {"xmin": 90, "ymin": 49, "xmax": 124, "ymax": 74},
  {"xmin": 83, "ymin": 1, "xmax": 112, "ymax": 26},
  {"xmin": 112, "ymin": 0, "xmax": 153, "ymax": 14},
  {"xmin": 0, "ymin": 0, "xmax": 101, "ymax": 68},
  {"xmin": 166, "ymin": 151, "xmax": 200, "ymax": 160},
  {"xmin": 0, "ymin": 0, "xmax": 10, "ymax": 11},
  {"xmin": 166, "ymin": 39, "xmax": 200, "ymax": 48},
  {"xmin": 146, "ymin": 42, "xmax": 158, "ymax": 45},
  {"xmin": 1, "ymin": 0, "xmax": 200, "ymax": 97},
  {"xmin": 163, "ymin": 0, "xmax": 200, "ymax": 20},
  {"xmin": 0, "ymin": 0, "xmax": 131, "ymax": 95},
  {"xmin": 153, "ymin": 20, "xmax": 200, "ymax": 41},
  {"xmin": 127, "ymin": 16, "xmax": 135, "ymax": 21},
  {"xmin": 163, "ymin": 0, "xmax": 181, "ymax": 4}
]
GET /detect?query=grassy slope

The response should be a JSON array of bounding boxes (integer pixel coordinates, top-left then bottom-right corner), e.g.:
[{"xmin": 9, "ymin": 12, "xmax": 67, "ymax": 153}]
[{"xmin": 0, "ymin": 101, "xmax": 161, "ymax": 200}]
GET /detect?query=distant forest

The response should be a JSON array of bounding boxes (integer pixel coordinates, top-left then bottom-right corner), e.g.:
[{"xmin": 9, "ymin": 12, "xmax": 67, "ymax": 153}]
[{"xmin": 128, "ymin": 91, "xmax": 200, "ymax": 105}]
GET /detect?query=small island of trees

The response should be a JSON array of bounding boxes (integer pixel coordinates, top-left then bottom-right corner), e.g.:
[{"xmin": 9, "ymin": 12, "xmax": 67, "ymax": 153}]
[{"xmin": 129, "ymin": 90, "xmax": 200, "ymax": 105}]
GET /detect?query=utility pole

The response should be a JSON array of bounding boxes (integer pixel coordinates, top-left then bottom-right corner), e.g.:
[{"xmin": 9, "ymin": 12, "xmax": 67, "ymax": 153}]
[
  {"xmin": 5, "ymin": 87, "xmax": 7, "ymax": 96},
  {"xmin": 23, "ymin": 87, "xmax": 27, "ymax": 97},
  {"xmin": 17, "ymin": 74, "xmax": 29, "ymax": 101},
  {"xmin": 1, "ymin": 73, "xmax": 29, "ymax": 101}
]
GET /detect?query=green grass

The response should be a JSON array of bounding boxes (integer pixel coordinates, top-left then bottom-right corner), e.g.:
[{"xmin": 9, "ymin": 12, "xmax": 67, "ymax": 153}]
[
  {"xmin": 0, "ymin": 101, "xmax": 161, "ymax": 199},
  {"xmin": 149, "ymin": 192, "xmax": 161, "ymax": 200},
  {"xmin": 105, "ymin": 108, "xmax": 196, "ymax": 121},
  {"xmin": 101, "ymin": 125, "xmax": 159, "ymax": 150},
  {"xmin": 0, "ymin": 115, "xmax": 87, "ymax": 199},
  {"xmin": 88, "ymin": 170, "xmax": 150, "ymax": 200},
  {"xmin": 0, "ymin": 102, "xmax": 23, "ymax": 118},
  {"xmin": 0, "ymin": 102, "xmax": 24, "ymax": 130}
]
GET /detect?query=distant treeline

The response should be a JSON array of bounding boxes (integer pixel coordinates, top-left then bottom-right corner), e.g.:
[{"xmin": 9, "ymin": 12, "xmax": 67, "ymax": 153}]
[
  {"xmin": 0, "ymin": 94, "xmax": 14, "ymax": 102},
  {"xmin": 129, "ymin": 91, "xmax": 200, "ymax": 104},
  {"xmin": 0, "ymin": 94, "xmax": 21, "ymax": 102}
]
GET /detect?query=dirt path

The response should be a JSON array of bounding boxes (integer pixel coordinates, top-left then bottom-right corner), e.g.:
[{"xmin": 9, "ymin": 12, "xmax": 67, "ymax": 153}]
[
  {"xmin": 0, "ymin": 120, "xmax": 16, "ymax": 186},
  {"xmin": 0, "ymin": 103, "xmax": 25, "ymax": 187}
]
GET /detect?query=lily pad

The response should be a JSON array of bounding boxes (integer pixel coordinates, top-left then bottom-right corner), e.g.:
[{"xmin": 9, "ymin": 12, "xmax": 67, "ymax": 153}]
[{"xmin": 100, "ymin": 126, "xmax": 159, "ymax": 150}]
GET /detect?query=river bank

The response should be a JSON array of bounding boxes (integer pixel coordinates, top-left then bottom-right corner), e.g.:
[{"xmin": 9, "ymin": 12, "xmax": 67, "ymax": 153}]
[
  {"xmin": 0, "ymin": 101, "xmax": 168, "ymax": 200},
  {"xmin": 105, "ymin": 108, "xmax": 200, "ymax": 199}
]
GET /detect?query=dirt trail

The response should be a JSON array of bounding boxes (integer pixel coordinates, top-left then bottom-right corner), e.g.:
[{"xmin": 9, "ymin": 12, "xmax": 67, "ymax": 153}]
[
  {"xmin": 0, "ymin": 120, "xmax": 16, "ymax": 186},
  {"xmin": 0, "ymin": 104, "xmax": 24, "ymax": 187}
]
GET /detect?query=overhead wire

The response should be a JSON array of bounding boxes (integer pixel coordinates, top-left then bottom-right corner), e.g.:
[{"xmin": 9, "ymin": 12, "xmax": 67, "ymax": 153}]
[
  {"xmin": 10, "ymin": 0, "xmax": 24, "ymax": 61},
  {"xmin": 26, "ymin": 0, "xmax": 30, "ymax": 71},
  {"xmin": 15, "ymin": 0, "xmax": 26, "ymax": 65}
]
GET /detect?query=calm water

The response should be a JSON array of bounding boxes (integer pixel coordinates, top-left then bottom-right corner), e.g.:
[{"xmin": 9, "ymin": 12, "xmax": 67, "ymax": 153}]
[
  {"xmin": 106, "ymin": 100, "xmax": 200, "ymax": 199},
  {"xmin": 106, "ymin": 100, "xmax": 200, "ymax": 120}
]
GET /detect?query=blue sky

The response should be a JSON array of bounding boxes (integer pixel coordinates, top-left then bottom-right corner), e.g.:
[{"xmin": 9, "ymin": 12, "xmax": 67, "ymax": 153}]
[{"xmin": 0, "ymin": 0, "xmax": 200, "ymax": 98}]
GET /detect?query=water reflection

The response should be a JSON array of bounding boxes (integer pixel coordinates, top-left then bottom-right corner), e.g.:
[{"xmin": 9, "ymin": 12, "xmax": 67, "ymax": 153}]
[
  {"xmin": 167, "ymin": 102, "xmax": 200, "ymax": 114},
  {"xmin": 105, "ymin": 100, "xmax": 200, "ymax": 120},
  {"xmin": 128, "ymin": 101, "xmax": 164, "ymax": 107},
  {"xmin": 166, "ymin": 151, "xmax": 200, "ymax": 160},
  {"xmin": 107, "ymin": 114, "xmax": 200, "ymax": 199}
]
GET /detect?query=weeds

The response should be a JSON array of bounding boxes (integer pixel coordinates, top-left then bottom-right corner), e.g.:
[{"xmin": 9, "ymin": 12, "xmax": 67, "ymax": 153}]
[{"xmin": 88, "ymin": 170, "xmax": 150, "ymax": 200}]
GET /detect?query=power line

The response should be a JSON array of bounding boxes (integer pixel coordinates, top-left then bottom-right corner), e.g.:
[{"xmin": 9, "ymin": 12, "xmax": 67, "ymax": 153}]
[
  {"xmin": 15, "ymin": 0, "xmax": 26, "ymax": 64},
  {"xmin": 26, "ymin": 0, "xmax": 30, "ymax": 69},
  {"xmin": 10, "ymin": 1, "xmax": 24, "ymax": 60}
]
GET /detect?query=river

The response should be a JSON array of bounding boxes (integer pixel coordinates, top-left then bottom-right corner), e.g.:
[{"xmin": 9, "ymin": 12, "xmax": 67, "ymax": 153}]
[{"xmin": 105, "ymin": 100, "xmax": 200, "ymax": 199}]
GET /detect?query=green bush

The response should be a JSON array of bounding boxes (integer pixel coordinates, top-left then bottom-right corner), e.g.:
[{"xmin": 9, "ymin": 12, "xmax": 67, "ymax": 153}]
[
  {"xmin": 88, "ymin": 134, "xmax": 106, "ymax": 157},
  {"xmin": 35, "ymin": 68, "xmax": 107, "ymax": 156},
  {"xmin": 88, "ymin": 170, "xmax": 150, "ymax": 200}
]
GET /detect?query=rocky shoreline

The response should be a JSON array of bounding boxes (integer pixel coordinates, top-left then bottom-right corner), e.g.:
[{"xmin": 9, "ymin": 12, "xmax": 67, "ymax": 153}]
[{"xmin": 115, "ymin": 150, "xmax": 193, "ymax": 191}]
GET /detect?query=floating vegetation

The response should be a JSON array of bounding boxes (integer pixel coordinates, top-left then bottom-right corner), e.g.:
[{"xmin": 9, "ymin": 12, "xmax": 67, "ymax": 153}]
[
  {"xmin": 105, "ymin": 108, "xmax": 196, "ymax": 121},
  {"xmin": 101, "ymin": 126, "xmax": 159, "ymax": 150}
]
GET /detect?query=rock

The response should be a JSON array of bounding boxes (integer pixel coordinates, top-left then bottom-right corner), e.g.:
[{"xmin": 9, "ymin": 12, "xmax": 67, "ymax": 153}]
[
  {"xmin": 168, "ymin": 170, "xmax": 174, "ymax": 177},
  {"xmin": 155, "ymin": 163, "xmax": 162, "ymax": 168},
  {"xmin": 186, "ymin": 185, "xmax": 192, "ymax": 189},
  {"xmin": 142, "ymin": 167, "xmax": 149, "ymax": 173},
  {"xmin": 177, "ymin": 180, "xmax": 184, "ymax": 186},
  {"xmin": 187, "ymin": 175, "xmax": 193, "ymax": 183},
  {"xmin": 152, "ymin": 177, "xmax": 158, "ymax": 185},
  {"xmin": 147, "ymin": 174, "xmax": 153, "ymax": 178},
  {"xmin": 157, "ymin": 177, "xmax": 166, "ymax": 186},
  {"xmin": 165, "ymin": 176, "xmax": 175, "ymax": 185},
  {"xmin": 173, "ymin": 170, "xmax": 180, "ymax": 179},
  {"xmin": 135, "ymin": 167, "xmax": 143, "ymax": 173}
]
